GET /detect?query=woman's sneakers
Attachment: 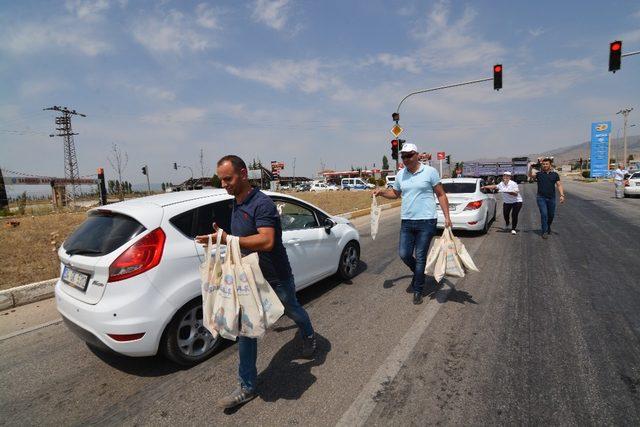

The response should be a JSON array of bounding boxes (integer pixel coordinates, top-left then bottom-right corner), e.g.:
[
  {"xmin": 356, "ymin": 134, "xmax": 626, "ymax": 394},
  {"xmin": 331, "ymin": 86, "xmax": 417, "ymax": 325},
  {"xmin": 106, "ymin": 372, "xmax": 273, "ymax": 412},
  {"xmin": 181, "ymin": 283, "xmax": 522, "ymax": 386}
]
[{"xmin": 511, "ymin": 229, "xmax": 517, "ymax": 235}]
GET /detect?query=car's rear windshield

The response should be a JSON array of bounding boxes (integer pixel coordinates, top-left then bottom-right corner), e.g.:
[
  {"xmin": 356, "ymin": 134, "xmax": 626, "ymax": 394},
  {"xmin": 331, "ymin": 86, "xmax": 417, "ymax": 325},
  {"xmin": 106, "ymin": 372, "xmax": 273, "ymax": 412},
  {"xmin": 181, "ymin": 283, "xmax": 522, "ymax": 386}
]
[
  {"xmin": 63, "ymin": 211, "xmax": 146, "ymax": 257},
  {"xmin": 442, "ymin": 183, "xmax": 476, "ymax": 193},
  {"xmin": 632, "ymin": 172, "xmax": 640, "ymax": 179}
]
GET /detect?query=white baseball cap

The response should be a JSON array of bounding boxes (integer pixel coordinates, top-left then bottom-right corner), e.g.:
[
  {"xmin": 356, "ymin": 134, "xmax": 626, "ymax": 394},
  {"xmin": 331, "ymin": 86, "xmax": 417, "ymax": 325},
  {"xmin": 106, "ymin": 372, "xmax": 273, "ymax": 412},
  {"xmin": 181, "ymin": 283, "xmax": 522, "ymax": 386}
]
[
  {"xmin": 502, "ymin": 171, "xmax": 512, "ymax": 175},
  {"xmin": 399, "ymin": 142, "xmax": 418, "ymax": 153}
]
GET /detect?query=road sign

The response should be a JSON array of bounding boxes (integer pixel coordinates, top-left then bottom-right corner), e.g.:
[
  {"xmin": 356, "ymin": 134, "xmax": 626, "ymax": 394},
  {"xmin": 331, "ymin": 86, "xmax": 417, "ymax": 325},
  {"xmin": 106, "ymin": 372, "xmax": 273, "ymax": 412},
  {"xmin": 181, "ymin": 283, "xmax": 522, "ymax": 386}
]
[
  {"xmin": 590, "ymin": 121, "xmax": 611, "ymax": 178},
  {"xmin": 437, "ymin": 152, "xmax": 445, "ymax": 160},
  {"xmin": 390, "ymin": 124, "xmax": 403, "ymax": 138}
]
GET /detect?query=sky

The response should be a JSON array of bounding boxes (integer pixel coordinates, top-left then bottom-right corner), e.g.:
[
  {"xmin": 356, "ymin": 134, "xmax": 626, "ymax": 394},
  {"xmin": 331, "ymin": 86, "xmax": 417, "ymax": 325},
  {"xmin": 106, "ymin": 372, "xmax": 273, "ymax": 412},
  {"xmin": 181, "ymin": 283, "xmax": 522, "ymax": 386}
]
[{"xmin": 1, "ymin": 0, "xmax": 640, "ymax": 195}]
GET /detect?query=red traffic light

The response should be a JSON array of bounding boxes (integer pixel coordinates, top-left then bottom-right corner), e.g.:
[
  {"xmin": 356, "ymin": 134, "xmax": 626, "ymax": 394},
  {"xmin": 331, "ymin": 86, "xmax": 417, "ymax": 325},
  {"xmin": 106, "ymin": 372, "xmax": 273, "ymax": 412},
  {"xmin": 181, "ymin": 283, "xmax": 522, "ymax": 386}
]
[
  {"xmin": 611, "ymin": 42, "xmax": 621, "ymax": 51},
  {"xmin": 391, "ymin": 139, "xmax": 398, "ymax": 147},
  {"xmin": 493, "ymin": 63, "xmax": 503, "ymax": 91},
  {"xmin": 609, "ymin": 40, "xmax": 622, "ymax": 72},
  {"xmin": 494, "ymin": 65, "xmax": 502, "ymax": 73}
]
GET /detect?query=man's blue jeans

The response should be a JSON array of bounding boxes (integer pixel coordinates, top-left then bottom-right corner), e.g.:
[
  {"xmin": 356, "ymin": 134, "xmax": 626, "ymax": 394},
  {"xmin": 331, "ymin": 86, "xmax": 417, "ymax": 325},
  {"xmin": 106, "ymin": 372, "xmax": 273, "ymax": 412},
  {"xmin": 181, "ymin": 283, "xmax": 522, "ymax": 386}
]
[
  {"xmin": 399, "ymin": 219, "xmax": 437, "ymax": 293},
  {"xmin": 238, "ymin": 274, "xmax": 314, "ymax": 392},
  {"xmin": 536, "ymin": 196, "xmax": 556, "ymax": 234}
]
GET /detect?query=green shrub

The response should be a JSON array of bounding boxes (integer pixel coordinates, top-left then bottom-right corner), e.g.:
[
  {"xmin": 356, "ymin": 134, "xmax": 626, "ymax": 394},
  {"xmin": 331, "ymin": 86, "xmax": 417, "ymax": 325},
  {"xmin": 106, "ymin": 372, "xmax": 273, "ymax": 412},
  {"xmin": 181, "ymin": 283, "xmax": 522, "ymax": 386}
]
[{"xmin": 581, "ymin": 170, "xmax": 591, "ymax": 178}]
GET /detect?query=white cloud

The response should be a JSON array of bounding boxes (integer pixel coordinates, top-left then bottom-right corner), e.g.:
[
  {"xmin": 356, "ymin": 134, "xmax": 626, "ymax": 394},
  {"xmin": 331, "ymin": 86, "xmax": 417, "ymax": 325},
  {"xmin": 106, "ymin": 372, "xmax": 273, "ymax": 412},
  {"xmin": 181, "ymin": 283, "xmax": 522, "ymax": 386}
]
[
  {"xmin": 0, "ymin": 21, "xmax": 111, "ymax": 56},
  {"xmin": 140, "ymin": 107, "xmax": 208, "ymax": 125},
  {"xmin": 128, "ymin": 84, "xmax": 176, "ymax": 101},
  {"xmin": 550, "ymin": 57, "xmax": 595, "ymax": 72},
  {"xmin": 621, "ymin": 28, "xmax": 640, "ymax": 43},
  {"xmin": 251, "ymin": 0, "xmax": 291, "ymax": 31},
  {"xmin": 412, "ymin": 1, "xmax": 505, "ymax": 69},
  {"xmin": 223, "ymin": 59, "xmax": 340, "ymax": 93},
  {"xmin": 131, "ymin": 9, "xmax": 218, "ymax": 54},
  {"xmin": 20, "ymin": 79, "xmax": 68, "ymax": 98},
  {"xmin": 366, "ymin": 53, "xmax": 421, "ymax": 74},
  {"xmin": 528, "ymin": 27, "xmax": 546, "ymax": 37},
  {"xmin": 196, "ymin": 3, "xmax": 220, "ymax": 29},
  {"xmin": 65, "ymin": 0, "xmax": 110, "ymax": 21}
]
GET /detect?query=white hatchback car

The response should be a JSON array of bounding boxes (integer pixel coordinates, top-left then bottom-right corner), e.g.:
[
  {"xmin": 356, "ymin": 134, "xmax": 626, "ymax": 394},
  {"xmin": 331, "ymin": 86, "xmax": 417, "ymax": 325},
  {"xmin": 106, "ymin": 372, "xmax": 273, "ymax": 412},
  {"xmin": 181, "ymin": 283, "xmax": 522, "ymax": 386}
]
[
  {"xmin": 435, "ymin": 178, "xmax": 497, "ymax": 233},
  {"xmin": 624, "ymin": 172, "xmax": 640, "ymax": 197},
  {"xmin": 55, "ymin": 190, "xmax": 360, "ymax": 365}
]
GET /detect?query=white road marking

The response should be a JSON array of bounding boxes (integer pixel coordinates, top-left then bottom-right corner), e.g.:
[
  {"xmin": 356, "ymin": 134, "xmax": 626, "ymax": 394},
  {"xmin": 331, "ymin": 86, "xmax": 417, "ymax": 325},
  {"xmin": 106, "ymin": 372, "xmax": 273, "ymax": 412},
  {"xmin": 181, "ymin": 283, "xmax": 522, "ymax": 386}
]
[
  {"xmin": 0, "ymin": 319, "xmax": 62, "ymax": 342},
  {"xmin": 336, "ymin": 282, "xmax": 453, "ymax": 427}
]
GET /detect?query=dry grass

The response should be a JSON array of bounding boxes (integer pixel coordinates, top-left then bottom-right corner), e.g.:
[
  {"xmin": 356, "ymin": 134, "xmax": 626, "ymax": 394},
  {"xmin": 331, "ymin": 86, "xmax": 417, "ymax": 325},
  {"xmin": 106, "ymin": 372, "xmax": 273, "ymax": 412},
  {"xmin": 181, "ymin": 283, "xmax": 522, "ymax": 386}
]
[
  {"xmin": 0, "ymin": 190, "xmax": 391, "ymax": 290},
  {"xmin": 0, "ymin": 212, "xmax": 86, "ymax": 290},
  {"xmin": 287, "ymin": 190, "xmax": 389, "ymax": 215}
]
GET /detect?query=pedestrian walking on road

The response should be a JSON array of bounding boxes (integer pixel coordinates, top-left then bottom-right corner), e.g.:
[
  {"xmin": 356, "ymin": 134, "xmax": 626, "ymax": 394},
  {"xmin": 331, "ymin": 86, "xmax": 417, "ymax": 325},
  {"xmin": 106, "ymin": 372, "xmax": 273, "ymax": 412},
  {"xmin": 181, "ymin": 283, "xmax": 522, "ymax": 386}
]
[
  {"xmin": 481, "ymin": 171, "xmax": 523, "ymax": 235},
  {"xmin": 529, "ymin": 158, "xmax": 565, "ymax": 239},
  {"xmin": 196, "ymin": 155, "xmax": 316, "ymax": 410},
  {"xmin": 613, "ymin": 164, "xmax": 628, "ymax": 199},
  {"xmin": 373, "ymin": 143, "xmax": 452, "ymax": 305}
]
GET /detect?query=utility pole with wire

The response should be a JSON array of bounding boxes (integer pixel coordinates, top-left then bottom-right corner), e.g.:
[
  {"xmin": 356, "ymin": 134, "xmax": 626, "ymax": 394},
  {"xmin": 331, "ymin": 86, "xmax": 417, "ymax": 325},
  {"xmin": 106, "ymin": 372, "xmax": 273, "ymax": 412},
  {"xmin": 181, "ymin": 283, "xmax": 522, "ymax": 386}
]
[
  {"xmin": 617, "ymin": 107, "xmax": 634, "ymax": 168},
  {"xmin": 44, "ymin": 106, "xmax": 86, "ymax": 205}
]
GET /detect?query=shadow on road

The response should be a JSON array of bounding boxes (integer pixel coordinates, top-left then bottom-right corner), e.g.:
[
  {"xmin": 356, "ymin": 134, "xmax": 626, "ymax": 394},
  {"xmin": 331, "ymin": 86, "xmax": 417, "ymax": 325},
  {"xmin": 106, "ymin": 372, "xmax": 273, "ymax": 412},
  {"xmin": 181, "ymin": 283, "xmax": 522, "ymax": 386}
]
[
  {"xmin": 86, "ymin": 343, "xmax": 190, "ymax": 377},
  {"xmin": 296, "ymin": 261, "xmax": 368, "ymax": 306},
  {"xmin": 256, "ymin": 333, "xmax": 331, "ymax": 403}
]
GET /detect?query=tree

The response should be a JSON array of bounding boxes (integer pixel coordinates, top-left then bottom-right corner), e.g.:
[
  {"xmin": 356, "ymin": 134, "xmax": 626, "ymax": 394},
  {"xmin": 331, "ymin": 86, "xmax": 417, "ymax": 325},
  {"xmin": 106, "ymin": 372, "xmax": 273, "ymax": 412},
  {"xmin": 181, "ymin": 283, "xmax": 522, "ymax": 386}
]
[
  {"xmin": 211, "ymin": 174, "xmax": 222, "ymax": 188},
  {"xmin": 108, "ymin": 143, "xmax": 128, "ymax": 201},
  {"xmin": 108, "ymin": 180, "xmax": 115, "ymax": 194},
  {"xmin": 628, "ymin": 154, "xmax": 635, "ymax": 162},
  {"xmin": 382, "ymin": 155, "xmax": 389, "ymax": 171},
  {"xmin": 161, "ymin": 182, "xmax": 166, "ymax": 192}
]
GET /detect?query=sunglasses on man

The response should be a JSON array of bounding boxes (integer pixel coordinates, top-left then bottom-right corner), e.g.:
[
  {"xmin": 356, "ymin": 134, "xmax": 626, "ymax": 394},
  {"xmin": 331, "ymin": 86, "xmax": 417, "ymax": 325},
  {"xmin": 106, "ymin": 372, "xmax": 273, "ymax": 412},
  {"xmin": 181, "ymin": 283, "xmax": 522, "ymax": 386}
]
[{"xmin": 400, "ymin": 152, "xmax": 417, "ymax": 159}]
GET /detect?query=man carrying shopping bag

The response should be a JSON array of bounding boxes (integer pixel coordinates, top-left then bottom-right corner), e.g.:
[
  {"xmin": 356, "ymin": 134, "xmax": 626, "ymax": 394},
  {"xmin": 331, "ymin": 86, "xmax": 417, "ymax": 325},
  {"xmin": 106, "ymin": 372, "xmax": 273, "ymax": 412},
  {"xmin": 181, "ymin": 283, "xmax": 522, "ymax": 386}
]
[
  {"xmin": 373, "ymin": 143, "xmax": 452, "ymax": 305},
  {"xmin": 196, "ymin": 155, "xmax": 316, "ymax": 409}
]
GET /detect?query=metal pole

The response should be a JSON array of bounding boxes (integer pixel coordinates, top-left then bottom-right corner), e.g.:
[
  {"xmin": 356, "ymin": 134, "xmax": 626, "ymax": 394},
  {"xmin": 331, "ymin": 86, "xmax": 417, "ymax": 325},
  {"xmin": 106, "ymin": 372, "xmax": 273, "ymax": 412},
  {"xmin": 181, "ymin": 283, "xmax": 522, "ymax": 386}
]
[
  {"xmin": 622, "ymin": 50, "xmax": 640, "ymax": 58},
  {"xmin": 396, "ymin": 77, "xmax": 493, "ymax": 114},
  {"xmin": 439, "ymin": 159, "xmax": 443, "ymax": 177},
  {"xmin": 145, "ymin": 165, "xmax": 151, "ymax": 195}
]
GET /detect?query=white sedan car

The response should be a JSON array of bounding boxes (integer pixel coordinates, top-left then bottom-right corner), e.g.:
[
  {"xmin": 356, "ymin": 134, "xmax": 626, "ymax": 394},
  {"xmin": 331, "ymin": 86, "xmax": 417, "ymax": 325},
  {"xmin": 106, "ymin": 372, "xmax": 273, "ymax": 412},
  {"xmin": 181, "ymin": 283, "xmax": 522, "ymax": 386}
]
[
  {"xmin": 624, "ymin": 172, "xmax": 640, "ymax": 197},
  {"xmin": 436, "ymin": 178, "xmax": 497, "ymax": 233},
  {"xmin": 55, "ymin": 190, "xmax": 360, "ymax": 365}
]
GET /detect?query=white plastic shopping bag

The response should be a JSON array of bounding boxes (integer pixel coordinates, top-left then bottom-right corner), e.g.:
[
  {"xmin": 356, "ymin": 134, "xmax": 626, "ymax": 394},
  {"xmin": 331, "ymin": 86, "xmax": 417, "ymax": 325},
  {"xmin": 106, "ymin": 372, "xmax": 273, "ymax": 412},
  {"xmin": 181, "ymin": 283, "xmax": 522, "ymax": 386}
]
[
  {"xmin": 200, "ymin": 231, "xmax": 224, "ymax": 335},
  {"xmin": 234, "ymin": 239, "xmax": 284, "ymax": 330},
  {"xmin": 425, "ymin": 227, "xmax": 479, "ymax": 282},
  {"xmin": 210, "ymin": 236, "xmax": 241, "ymax": 340},
  {"xmin": 227, "ymin": 236, "xmax": 266, "ymax": 338},
  {"xmin": 370, "ymin": 195, "xmax": 381, "ymax": 240}
]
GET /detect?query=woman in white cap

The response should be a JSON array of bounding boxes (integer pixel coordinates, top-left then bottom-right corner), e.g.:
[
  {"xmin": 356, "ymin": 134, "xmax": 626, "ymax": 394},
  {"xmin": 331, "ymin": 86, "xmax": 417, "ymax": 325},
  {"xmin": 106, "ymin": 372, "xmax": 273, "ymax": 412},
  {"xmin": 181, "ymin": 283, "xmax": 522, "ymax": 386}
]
[{"xmin": 482, "ymin": 171, "xmax": 523, "ymax": 234}]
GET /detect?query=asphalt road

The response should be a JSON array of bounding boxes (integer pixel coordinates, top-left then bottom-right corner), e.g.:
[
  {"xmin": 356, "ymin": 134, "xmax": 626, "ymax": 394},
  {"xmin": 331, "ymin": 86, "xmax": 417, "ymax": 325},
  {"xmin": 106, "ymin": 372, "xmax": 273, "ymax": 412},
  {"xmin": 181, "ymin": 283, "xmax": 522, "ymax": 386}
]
[{"xmin": 1, "ymin": 180, "xmax": 639, "ymax": 426}]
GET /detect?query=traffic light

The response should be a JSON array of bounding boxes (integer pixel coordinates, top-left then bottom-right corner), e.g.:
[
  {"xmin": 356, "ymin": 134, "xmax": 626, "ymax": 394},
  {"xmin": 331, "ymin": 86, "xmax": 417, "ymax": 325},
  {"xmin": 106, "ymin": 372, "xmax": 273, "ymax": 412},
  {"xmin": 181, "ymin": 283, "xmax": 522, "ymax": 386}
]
[
  {"xmin": 391, "ymin": 139, "xmax": 399, "ymax": 160},
  {"xmin": 446, "ymin": 155, "xmax": 451, "ymax": 164},
  {"xmin": 173, "ymin": 162, "xmax": 178, "ymax": 170},
  {"xmin": 609, "ymin": 40, "xmax": 622, "ymax": 72},
  {"xmin": 392, "ymin": 112, "xmax": 400, "ymax": 123},
  {"xmin": 493, "ymin": 64, "xmax": 502, "ymax": 90},
  {"xmin": 398, "ymin": 139, "xmax": 405, "ymax": 152},
  {"xmin": 142, "ymin": 166, "xmax": 147, "ymax": 175}
]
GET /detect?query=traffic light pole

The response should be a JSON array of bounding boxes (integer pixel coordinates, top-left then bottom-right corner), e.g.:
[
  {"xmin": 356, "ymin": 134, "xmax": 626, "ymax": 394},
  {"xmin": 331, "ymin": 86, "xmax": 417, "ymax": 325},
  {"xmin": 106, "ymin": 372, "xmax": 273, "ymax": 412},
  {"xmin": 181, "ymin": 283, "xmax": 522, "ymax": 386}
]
[
  {"xmin": 395, "ymin": 76, "xmax": 494, "ymax": 115},
  {"xmin": 144, "ymin": 165, "xmax": 151, "ymax": 195}
]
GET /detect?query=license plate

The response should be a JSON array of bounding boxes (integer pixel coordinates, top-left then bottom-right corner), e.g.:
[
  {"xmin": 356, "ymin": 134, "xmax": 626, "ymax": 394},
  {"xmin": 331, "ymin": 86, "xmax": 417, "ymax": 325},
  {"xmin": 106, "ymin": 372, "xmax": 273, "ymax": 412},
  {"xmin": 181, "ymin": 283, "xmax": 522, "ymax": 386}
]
[{"xmin": 62, "ymin": 266, "xmax": 90, "ymax": 291}]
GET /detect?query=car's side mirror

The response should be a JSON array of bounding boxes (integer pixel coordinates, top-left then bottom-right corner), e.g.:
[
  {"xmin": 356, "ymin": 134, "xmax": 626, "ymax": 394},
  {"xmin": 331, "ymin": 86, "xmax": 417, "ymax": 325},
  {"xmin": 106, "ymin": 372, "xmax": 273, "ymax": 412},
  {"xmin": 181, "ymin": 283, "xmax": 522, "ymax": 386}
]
[{"xmin": 323, "ymin": 218, "xmax": 335, "ymax": 234}]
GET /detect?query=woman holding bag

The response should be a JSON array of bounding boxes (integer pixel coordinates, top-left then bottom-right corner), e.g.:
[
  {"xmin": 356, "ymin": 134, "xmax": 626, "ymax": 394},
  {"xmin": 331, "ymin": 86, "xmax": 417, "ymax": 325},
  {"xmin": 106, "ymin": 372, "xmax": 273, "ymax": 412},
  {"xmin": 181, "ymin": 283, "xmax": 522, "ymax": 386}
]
[
  {"xmin": 196, "ymin": 155, "xmax": 316, "ymax": 410},
  {"xmin": 481, "ymin": 171, "xmax": 523, "ymax": 235}
]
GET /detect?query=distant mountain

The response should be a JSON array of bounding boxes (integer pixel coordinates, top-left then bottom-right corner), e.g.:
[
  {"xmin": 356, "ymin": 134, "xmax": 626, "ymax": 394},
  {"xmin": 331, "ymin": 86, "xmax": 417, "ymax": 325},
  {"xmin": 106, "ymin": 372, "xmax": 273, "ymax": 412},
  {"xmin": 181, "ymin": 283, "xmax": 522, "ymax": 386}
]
[{"xmin": 466, "ymin": 134, "xmax": 640, "ymax": 164}]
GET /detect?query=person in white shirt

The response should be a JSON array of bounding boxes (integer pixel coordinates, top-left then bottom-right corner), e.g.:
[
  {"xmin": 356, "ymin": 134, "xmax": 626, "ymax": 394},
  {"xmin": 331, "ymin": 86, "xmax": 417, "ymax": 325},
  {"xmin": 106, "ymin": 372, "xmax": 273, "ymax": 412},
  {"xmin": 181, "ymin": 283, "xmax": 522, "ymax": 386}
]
[
  {"xmin": 612, "ymin": 164, "xmax": 628, "ymax": 199},
  {"xmin": 481, "ymin": 171, "xmax": 523, "ymax": 235}
]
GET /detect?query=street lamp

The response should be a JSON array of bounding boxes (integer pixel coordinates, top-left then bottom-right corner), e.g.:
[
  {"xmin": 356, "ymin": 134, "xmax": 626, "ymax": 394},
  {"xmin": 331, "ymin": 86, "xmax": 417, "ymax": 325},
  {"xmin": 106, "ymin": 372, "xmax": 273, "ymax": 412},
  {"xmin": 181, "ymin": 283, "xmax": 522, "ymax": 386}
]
[
  {"xmin": 617, "ymin": 107, "xmax": 634, "ymax": 168},
  {"xmin": 173, "ymin": 162, "xmax": 194, "ymax": 189}
]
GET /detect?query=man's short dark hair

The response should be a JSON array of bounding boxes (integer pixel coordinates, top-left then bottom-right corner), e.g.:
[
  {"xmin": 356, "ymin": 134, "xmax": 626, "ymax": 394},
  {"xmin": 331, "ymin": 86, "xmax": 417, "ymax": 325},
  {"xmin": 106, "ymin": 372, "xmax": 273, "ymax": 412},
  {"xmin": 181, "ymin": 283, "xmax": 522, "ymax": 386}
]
[{"xmin": 217, "ymin": 155, "xmax": 247, "ymax": 172}]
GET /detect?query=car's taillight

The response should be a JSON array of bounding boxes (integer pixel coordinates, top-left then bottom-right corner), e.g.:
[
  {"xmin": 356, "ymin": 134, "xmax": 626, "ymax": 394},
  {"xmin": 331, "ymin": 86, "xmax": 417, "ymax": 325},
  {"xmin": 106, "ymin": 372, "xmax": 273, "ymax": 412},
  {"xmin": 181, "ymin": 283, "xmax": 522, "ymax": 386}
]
[
  {"xmin": 108, "ymin": 228, "xmax": 165, "ymax": 282},
  {"xmin": 107, "ymin": 333, "xmax": 145, "ymax": 341},
  {"xmin": 464, "ymin": 200, "xmax": 483, "ymax": 210}
]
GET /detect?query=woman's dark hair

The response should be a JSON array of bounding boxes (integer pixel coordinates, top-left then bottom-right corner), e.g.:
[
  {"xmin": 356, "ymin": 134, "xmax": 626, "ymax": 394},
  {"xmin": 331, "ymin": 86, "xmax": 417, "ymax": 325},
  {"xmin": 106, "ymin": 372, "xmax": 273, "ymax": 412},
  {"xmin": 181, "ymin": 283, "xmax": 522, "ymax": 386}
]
[{"xmin": 217, "ymin": 155, "xmax": 247, "ymax": 172}]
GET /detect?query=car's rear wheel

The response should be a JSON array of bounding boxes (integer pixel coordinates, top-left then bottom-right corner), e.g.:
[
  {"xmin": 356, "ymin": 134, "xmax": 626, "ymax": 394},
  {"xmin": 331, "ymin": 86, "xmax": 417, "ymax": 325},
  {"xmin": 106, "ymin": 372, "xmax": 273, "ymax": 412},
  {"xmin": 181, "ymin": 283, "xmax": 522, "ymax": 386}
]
[
  {"xmin": 480, "ymin": 214, "xmax": 489, "ymax": 234},
  {"xmin": 162, "ymin": 298, "xmax": 221, "ymax": 366},
  {"xmin": 337, "ymin": 241, "xmax": 360, "ymax": 280}
]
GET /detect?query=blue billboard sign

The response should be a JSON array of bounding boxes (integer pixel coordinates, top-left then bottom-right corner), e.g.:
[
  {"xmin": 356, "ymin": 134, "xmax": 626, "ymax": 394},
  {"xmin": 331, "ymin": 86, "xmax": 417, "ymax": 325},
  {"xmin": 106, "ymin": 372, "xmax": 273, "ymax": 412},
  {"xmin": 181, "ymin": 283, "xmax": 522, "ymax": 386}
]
[{"xmin": 590, "ymin": 121, "xmax": 611, "ymax": 178}]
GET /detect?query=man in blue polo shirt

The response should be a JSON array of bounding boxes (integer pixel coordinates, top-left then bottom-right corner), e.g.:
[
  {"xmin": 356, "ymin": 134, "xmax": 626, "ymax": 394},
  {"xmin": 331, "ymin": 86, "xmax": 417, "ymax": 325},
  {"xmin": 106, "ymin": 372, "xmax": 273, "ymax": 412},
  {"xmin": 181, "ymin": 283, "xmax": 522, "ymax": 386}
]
[
  {"xmin": 374, "ymin": 143, "xmax": 452, "ymax": 305},
  {"xmin": 196, "ymin": 155, "xmax": 315, "ymax": 409}
]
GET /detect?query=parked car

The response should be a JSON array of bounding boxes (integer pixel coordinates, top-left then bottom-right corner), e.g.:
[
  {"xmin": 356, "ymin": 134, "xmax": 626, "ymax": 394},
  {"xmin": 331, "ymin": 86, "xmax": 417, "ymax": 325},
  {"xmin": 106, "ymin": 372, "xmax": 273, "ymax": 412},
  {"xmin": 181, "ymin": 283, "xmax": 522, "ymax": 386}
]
[
  {"xmin": 624, "ymin": 172, "xmax": 640, "ymax": 197},
  {"xmin": 435, "ymin": 178, "xmax": 497, "ymax": 233},
  {"xmin": 341, "ymin": 178, "xmax": 374, "ymax": 190},
  {"xmin": 296, "ymin": 183, "xmax": 311, "ymax": 192},
  {"xmin": 310, "ymin": 182, "xmax": 338, "ymax": 192},
  {"xmin": 385, "ymin": 175, "xmax": 396, "ymax": 189},
  {"xmin": 55, "ymin": 190, "xmax": 361, "ymax": 366}
]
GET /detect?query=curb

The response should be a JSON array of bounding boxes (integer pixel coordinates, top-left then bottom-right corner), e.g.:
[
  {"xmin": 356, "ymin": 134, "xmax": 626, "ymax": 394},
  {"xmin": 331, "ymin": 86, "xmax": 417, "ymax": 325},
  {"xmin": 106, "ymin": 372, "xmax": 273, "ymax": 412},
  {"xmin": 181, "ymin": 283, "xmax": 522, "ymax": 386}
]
[
  {"xmin": 0, "ymin": 201, "xmax": 403, "ymax": 311},
  {"xmin": 0, "ymin": 278, "xmax": 58, "ymax": 311},
  {"xmin": 337, "ymin": 200, "xmax": 402, "ymax": 220}
]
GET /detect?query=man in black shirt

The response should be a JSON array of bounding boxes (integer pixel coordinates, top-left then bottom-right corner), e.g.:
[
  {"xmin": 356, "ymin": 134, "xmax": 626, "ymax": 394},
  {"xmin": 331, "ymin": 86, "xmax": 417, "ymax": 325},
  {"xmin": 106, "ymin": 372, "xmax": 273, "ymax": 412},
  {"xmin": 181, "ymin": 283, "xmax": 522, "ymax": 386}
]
[
  {"xmin": 530, "ymin": 158, "xmax": 565, "ymax": 239},
  {"xmin": 196, "ymin": 155, "xmax": 316, "ymax": 409}
]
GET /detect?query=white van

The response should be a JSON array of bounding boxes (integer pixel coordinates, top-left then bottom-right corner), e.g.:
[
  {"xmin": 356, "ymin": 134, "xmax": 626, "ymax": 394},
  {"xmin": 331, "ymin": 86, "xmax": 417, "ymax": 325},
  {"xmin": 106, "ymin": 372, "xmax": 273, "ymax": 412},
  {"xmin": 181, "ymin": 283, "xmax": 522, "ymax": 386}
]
[
  {"xmin": 385, "ymin": 175, "xmax": 396, "ymax": 188},
  {"xmin": 341, "ymin": 178, "xmax": 374, "ymax": 191}
]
